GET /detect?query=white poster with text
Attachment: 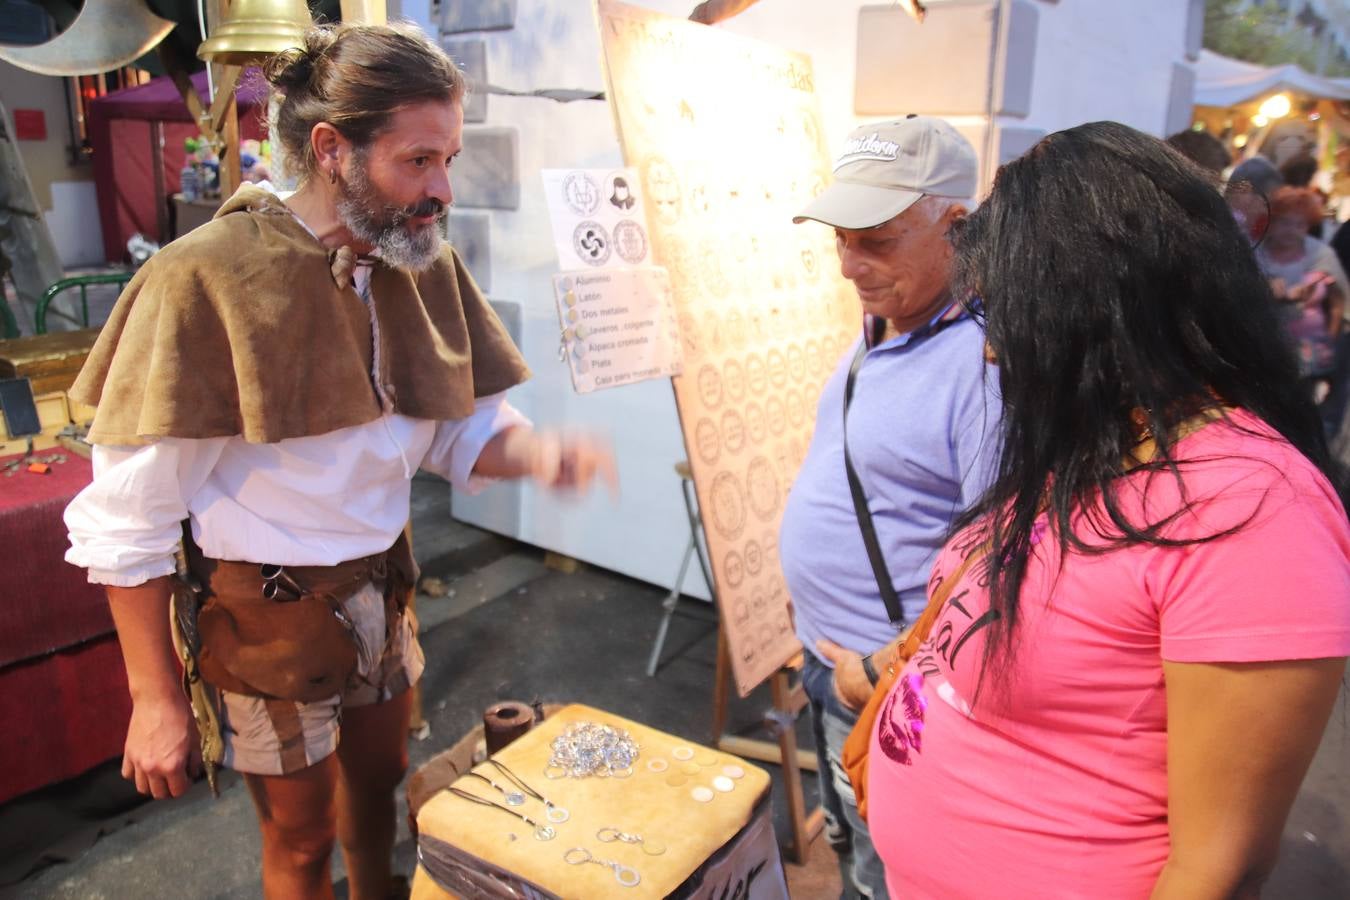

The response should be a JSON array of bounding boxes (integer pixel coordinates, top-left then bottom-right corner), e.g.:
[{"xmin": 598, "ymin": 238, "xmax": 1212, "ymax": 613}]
[{"xmin": 553, "ymin": 267, "xmax": 683, "ymax": 393}]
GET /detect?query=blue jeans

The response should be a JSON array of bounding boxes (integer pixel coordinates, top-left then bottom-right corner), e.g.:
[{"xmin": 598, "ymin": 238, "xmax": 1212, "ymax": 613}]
[{"xmin": 801, "ymin": 652, "xmax": 890, "ymax": 900}]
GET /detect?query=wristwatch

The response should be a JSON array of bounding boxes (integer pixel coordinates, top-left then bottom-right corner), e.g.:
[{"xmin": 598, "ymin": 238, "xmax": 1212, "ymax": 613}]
[{"xmin": 860, "ymin": 653, "xmax": 880, "ymax": 687}]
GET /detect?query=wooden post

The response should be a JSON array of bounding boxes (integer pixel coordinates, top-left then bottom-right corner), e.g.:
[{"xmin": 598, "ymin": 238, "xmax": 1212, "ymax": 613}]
[
  {"xmin": 711, "ymin": 627, "xmax": 823, "ymax": 864},
  {"xmin": 149, "ymin": 121, "xmax": 169, "ymax": 242},
  {"xmin": 218, "ymin": 90, "xmax": 240, "ymax": 197},
  {"xmin": 209, "ymin": 0, "xmax": 242, "ymax": 197}
]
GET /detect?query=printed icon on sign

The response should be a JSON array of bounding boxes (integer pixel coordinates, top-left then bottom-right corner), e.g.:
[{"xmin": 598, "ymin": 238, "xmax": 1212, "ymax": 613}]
[
  {"xmin": 787, "ymin": 389, "xmax": 806, "ymax": 429},
  {"xmin": 695, "ymin": 417, "xmax": 721, "ymax": 465},
  {"xmin": 608, "ymin": 175, "xmax": 636, "ymax": 211},
  {"xmin": 744, "ymin": 354, "xmax": 766, "ymax": 395},
  {"xmin": 721, "ymin": 409, "xmax": 746, "ymax": 455},
  {"xmin": 723, "ymin": 550, "xmax": 745, "ymax": 588},
  {"xmin": 697, "ymin": 364, "xmax": 723, "ymax": 409},
  {"xmin": 710, "ymin": 471, "xmax": 747, "ymax": 540},
  {"xmin": 563, "ymin": 171, "xmax": 601, "ymax": 215},
  {"xmin": 787, "ymin": 344, "xmax": 805, "ymax": 383},
  {"xmin": 744, "ymin": 539, "xmax": 762, "ymax": 576},
  {"xmin": 721, "ymin": 359, "xmax": 746, "ymax": 403},
  {"xmin": 724, "ymin": 311, "xmax": 747, "ymax": 349},
  {"xmin": 573, "ymin": 221, "xmax": 611, "ymax": 266},
  {"xmin": 744, "ymin": 403, "xmax": 766, "ymax": 445},
  {"xmin": 644, "ymin": 158, "xmax": 682, "ymax": 223},
  {"xmin": 767, "ymin": 349, "xmax": 787, "ymax": 389},
  {"xmin": 800, "ymin": 245, "xmax": 820, "ymax": 281},
  {"xmin": 758, "ymin": 624, "xmax": 774, "ymax": 652},
  {"xmin": 747, "ymin": 456, "xmax": 780, "ymax": 521},
  {"xmin": 613, "ymin": 219, "xmax": 648, "ymax": 264}
]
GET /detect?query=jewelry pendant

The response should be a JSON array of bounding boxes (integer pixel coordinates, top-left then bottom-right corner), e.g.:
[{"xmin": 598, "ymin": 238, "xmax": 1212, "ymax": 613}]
[
  {"xmin": 534, "ymin": 825, "xmax": 556, "ymax": 841},
  {"xmin": 545, "ymin": 803, "xmax": 570, "ymax": 824},
  {"xmin": 504, "ymin": 791, "xmax": 526, "ymax": 807}
]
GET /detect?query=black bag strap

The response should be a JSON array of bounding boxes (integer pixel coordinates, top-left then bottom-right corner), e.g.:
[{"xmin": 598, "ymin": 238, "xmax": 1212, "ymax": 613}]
[{"xmin": 844, "ymin": 316, "xmax": 905, "ymax": 627}]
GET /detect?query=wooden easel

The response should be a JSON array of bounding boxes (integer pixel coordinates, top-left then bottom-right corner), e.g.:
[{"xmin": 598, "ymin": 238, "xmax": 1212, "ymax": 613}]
[{"xmin": 711, "ymin": 627, "xmax": 824, "ymax": 864}]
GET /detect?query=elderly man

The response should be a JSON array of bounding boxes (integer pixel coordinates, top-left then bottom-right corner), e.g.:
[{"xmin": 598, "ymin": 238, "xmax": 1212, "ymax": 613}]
[
  {"xmin": 780, "ymin": 116, "xmax": 1001, "ymax": 899},
  {"xmin": 64, "ymin": 22, "xmax": 613, "ymax": 900}
]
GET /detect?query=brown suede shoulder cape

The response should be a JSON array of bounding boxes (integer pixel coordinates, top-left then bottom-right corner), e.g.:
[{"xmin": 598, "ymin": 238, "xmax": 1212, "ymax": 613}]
[{"xmin": 72, "ymin": 185, "xmax": 530, "ymax": 445}]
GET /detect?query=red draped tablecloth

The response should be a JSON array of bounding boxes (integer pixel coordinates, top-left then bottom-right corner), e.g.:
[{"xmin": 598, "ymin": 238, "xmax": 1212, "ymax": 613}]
[{"xmin": 0, "ymin": 450, "xmax": 131, "ymax": 804}]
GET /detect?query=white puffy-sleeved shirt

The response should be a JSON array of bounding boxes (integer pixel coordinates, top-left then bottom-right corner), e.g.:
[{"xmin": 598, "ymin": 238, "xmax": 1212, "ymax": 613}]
[{"xmin": 65, "ymin": 261, "xmax": 528, "ymax": 587}]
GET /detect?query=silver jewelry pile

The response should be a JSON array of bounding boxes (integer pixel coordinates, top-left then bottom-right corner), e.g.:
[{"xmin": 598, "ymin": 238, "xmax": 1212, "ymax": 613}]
[{"xmin": 546, "ymin": 722, "xmax": 639, "ymax": 778}]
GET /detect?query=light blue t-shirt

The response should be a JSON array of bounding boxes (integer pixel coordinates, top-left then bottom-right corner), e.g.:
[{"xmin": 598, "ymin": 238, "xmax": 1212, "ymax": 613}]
[{"xmin": 780, "ymin": 313, "xmax": 1002, "ymax": 659}]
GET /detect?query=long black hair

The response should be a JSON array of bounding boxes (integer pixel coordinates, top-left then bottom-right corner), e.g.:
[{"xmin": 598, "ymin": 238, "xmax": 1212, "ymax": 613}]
[{"xmin": 951, "ymin": 121, "xmax": 1333, "ymax": 666}]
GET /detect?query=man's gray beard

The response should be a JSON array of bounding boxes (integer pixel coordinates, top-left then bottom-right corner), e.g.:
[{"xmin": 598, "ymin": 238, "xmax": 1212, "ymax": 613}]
[{"xmin": 334, "ymin": 155, "xmax": 445, "ymax": 271}]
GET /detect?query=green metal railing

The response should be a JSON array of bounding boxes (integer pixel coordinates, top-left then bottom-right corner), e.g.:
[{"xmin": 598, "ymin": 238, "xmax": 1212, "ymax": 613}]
[{"xmin": 35, "ymin": 272, "xmax": 134, "ymax": 334}]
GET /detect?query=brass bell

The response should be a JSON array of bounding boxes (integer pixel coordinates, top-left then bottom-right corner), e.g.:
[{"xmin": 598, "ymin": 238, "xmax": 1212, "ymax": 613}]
[{"xmin": 197, "ymin": 0, "xmax": 313, "ymax": 66}]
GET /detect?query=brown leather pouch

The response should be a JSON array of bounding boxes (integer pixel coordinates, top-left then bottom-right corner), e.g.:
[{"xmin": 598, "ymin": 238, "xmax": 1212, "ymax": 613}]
[
  {"xmin": 185, "ymin": 533, "xmax": 408, "ymax": 703},
  {"xmin": 842, "ymin": 545, "xmax": 986, "ymax": 822}
]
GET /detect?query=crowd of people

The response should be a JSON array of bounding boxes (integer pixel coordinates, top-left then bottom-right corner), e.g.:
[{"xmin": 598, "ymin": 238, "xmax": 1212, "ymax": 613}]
[
  {"xmin": 58, "ymin": 21, "xmax": 1350, "ymax": 900},
  {"xmin": 1168, "ymin": 127, "xmax": 1350, "ymax": 448}
]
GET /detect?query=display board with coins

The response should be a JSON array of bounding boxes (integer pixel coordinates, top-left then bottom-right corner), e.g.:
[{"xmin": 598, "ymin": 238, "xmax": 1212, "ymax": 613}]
[{"xmin": 596, "ymin": 0, "xmax": 861, "ymax": 695}]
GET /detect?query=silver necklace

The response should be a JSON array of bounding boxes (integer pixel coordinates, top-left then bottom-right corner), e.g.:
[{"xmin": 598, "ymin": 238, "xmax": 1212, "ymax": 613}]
[
  {"xmin": 486, "ymin": 759, "xmax": 570, "ymax": 824},
  {"xmin": 446, "ymin": 787, "xmax": 556, "ymax": 841}
]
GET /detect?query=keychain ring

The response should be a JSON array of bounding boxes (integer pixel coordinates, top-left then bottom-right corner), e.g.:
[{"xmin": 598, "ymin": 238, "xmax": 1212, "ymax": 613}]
[{"xmin": 564, "ymin": 847, "xmax": 592, "ymax": 866}]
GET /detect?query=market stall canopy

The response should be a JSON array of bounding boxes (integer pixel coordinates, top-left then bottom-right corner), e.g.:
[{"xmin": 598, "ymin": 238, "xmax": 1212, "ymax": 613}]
[
  {"xmin": 88, "ymin": 70, "xmax": 267, "ymax": 262},
  {"xmin": 89, "ymin": 68, "xmax": 266, "ymax": 122},
  {"xmin": 1194, "ymin": 48, "xmax": 1350, "ymax": 107}
]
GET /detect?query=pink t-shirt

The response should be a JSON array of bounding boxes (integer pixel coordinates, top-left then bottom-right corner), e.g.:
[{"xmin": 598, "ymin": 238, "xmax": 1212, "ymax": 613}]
[{"xmin": 868, "ymin": 410, "xmax": 1350, "ymax": 899}]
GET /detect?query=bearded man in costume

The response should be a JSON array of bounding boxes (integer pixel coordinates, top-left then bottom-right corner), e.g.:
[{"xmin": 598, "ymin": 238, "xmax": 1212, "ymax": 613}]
[{"xmin": 63, "ymin": 23, "xmax": 614, "ymax": 900}]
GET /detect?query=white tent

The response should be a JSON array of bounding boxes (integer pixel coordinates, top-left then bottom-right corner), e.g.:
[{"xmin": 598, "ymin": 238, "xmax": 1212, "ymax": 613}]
[{"xmin": 1194, "ymin": 48, "xmax": 1350, "ymax": 107}]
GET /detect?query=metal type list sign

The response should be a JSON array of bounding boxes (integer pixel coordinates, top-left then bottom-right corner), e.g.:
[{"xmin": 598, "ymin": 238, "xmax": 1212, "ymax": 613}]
[{"xmin": 596, "ymin": 0, "xmax": 860, "ymax": 695}]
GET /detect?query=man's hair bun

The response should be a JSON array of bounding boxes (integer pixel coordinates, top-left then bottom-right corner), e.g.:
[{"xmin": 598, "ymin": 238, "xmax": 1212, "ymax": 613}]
[{"xmin": 262, "ymin": 28, "xmax": 338, "ymax": 93}]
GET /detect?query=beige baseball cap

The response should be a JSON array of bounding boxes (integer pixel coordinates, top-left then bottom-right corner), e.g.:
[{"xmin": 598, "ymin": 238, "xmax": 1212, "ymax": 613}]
[{"xmin": 794, "ymin": 116, "xmax": 978, "ymax": 229}]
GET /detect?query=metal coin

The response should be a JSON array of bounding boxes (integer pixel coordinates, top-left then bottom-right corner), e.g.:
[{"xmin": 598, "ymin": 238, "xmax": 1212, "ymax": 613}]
[
  {"xmin": 691, "ymin": 786, "xmax": 715, "ymax": 803},
  {"xmin": 712, "ymin": 775, "xmax": 735, "ymax": 793},
  {"xmin": 722, "ymin": 764, "xmax": 746, "ymax": 779},
  {"xmin": 671, "ymin": 746, "xmax": 695, "ymax": 761}
]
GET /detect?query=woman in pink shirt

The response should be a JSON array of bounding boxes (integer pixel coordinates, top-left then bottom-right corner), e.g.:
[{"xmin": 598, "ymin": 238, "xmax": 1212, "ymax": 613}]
[{"xmin": 866, "ymin": 122, "xmax": 1350, "ymax": 898}]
